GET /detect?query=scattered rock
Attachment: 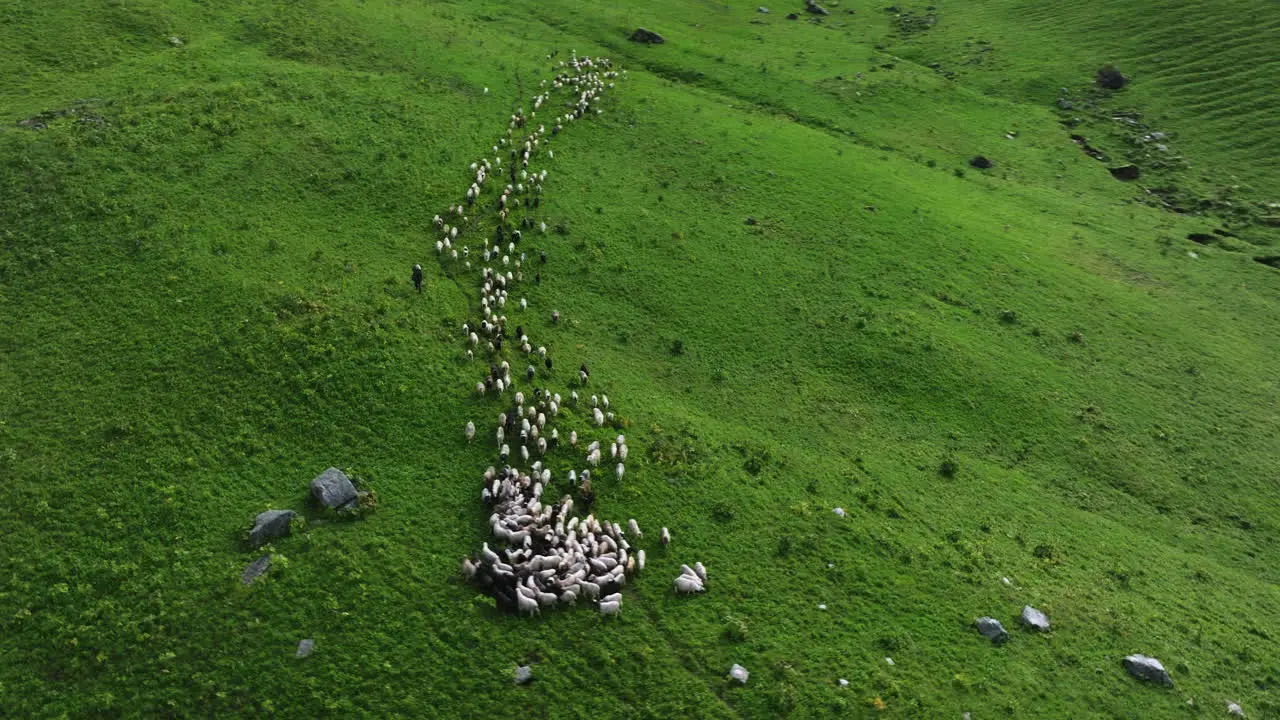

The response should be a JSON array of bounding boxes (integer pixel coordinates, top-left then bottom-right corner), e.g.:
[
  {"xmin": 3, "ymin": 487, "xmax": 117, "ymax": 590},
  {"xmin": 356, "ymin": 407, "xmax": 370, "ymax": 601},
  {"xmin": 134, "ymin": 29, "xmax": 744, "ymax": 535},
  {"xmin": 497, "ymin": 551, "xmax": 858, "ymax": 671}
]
[
  {"xmin": 629, "ymin": 28, "xmax": 665, "ymax": 44},
  {"xmin": 805, "ymin": 0, "xmax": 830, "ymax": 15},
  {"xmin": 969, "ymin": 155, "xmax": 993, "ymax": 169},
  {"xmin": 1109, "ymin": 164, "xmax": 1141, "ymax": 181},
  {"xmin": 1122, "ymin": 654, "xmax": 1173, "ymax": 686},
  {"xmin": 167, "ymin": 36, "xmax": 184, "ymax": 47},
  {"xmin": 1020, "ymin": 605, "xmax": 1050, "ymax": 631},
  {"xmin": 296, "ymin": 638, "xmax": 315, "ymax": 658},
  {"xmin": 310, "ymin": 467, "xmax": 358, "ymax": 510},
  {"xmin": 241, "ymin": 555, "xmax": 272, "ymax": 585},
  {"xmin": 249, "ymin": 509, "xmax": 296, "ymax": 547},
  {"xmin": 728, "ymin": 664, "xmax": 750, "ymax": 684},
  {"xmin": 514, "ymin": 665, "xmax": 534, "ymax": 685},
  {"xmin": 1227, "ymin": 701, "xmax": 1244, "ymax": 716},
  {"xmin": 17, "ymin": 101, "xmax": 105, "ymax": 131},
  {"xmin": 975, "ymin": 617, "xmax": 1009, "ymax": 644},
  {"xmin": 1096, "ymin": 64, "xmax": 1129, "ymax": 90}
]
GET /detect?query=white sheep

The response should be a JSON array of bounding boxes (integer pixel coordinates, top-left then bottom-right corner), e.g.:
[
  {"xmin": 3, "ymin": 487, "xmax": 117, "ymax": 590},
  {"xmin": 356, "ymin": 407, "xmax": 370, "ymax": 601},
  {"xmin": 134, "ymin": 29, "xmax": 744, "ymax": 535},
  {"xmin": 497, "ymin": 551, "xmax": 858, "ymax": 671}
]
[
  {"xmin": 593, "ymin": 408, "xmax": 605, "ymax": 426},
  {"xmin": 628, "ymin": 519, "xmax": 642, "ymax": 537},
  {"xmin": 616, "ymin": 463, "xmax": 625, "ymax": 480},
  {"xmin": 636, "ymin": 549, "xmax": 646, "ymax": 572},
  {"xmin": 599, "ymin": 600, "xmax": 621, "ymax": 616},
  {"xmin": 674, "ymin": 574, "xmax": 704, "ymax": 594},
  {"xmin": 465, "ymin": 421, "xmax": 476, "ymax": 441},
  {"xmin": 661, "ymin": 527, "xmax": 671, "ymax": 545}
]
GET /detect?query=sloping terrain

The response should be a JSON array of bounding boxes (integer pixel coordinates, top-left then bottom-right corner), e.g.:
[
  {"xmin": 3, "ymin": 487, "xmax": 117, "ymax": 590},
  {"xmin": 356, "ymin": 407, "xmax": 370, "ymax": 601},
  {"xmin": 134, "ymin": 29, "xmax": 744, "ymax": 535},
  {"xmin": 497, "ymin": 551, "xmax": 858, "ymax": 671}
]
[{"xmin": 1, "ymin": 1, "xmax": 1277, "ymax": 717}]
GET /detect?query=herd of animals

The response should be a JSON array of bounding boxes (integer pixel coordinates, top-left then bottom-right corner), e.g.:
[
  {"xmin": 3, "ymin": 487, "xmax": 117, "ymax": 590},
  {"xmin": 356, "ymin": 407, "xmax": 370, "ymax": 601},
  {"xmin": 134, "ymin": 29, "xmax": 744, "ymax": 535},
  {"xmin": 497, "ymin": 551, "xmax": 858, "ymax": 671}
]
[
  {"xmin": 413, "ymin": 51, "xmax": 1236, "ymax": 710},
  {"xmin": 423, "ymin": 53, "xmax": 706, "ymax": 617}
]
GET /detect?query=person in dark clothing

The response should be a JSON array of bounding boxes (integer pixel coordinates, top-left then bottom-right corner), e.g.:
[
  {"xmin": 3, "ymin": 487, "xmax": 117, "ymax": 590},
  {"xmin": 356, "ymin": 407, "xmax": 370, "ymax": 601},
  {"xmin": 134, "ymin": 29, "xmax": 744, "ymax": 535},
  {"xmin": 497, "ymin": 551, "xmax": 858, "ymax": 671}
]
[{"xmin": 412, "ymin": 264, "xmax": 423, "ymax": 293}]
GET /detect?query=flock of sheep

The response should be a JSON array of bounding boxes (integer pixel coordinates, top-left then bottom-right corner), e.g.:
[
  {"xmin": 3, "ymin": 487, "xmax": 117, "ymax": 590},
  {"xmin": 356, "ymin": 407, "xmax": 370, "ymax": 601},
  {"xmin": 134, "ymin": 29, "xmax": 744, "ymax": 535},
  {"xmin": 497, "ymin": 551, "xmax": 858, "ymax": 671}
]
[{"xmin": 427, "ymin": 53, "xmax": 705, "ymax": 616}]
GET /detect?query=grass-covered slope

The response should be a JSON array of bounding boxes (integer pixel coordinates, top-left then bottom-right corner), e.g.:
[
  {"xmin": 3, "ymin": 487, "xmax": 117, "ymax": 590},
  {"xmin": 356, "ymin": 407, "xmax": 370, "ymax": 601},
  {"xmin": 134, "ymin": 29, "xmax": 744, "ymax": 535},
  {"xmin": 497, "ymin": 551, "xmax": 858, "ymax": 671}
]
[{"xmin": 2, "ymin": 1, "xmax": 1278, "ymax": 717}]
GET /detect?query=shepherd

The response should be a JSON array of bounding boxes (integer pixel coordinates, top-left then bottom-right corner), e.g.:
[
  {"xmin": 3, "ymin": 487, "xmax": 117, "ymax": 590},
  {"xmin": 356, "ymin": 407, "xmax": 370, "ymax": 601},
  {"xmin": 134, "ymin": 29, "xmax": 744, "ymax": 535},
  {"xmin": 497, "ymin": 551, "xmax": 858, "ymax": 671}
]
[{"xmin": 412, "ymin": 264, "xmax": 423, "ymax": 293}]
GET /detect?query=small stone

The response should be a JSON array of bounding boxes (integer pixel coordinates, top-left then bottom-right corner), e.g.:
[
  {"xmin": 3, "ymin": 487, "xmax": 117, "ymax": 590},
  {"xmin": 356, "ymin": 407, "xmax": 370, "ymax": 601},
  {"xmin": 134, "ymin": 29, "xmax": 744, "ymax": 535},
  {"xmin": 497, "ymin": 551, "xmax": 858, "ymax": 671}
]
[
  {"xmin": 975, "ymin": 617, "xmax": 1009, "ymax": 644},
  {"xmin": 1122, "ymin": 654, "xmax": 1173, "ymax": 686},
  {"xmin": 296, "ymin": 639, "xmax": 315, "ymax": 658},
  {"xmin": 629, "ymin": 28, "xmax": 665, "ymax": 44},
  {"xmin": 1020, "ymin": 605, "xmax": 1050, "ymax": 632},
  {"xmin": 248, "ymin": 509, "xmax": 295, "ymax": 548},
  {"xmin": 310, "ymin": 467, "xmax": 358, "ymax": 509},
  {"xmin": 514, "ymin": 665, "xmax": 534, "ymax": 685},
  {"xmin": 728, "ymin": 664, "xmax": 749, "ymax": 684},
  {"xmin": 240, "ymin": 555, "xmax": 271, "ymax": 585}
]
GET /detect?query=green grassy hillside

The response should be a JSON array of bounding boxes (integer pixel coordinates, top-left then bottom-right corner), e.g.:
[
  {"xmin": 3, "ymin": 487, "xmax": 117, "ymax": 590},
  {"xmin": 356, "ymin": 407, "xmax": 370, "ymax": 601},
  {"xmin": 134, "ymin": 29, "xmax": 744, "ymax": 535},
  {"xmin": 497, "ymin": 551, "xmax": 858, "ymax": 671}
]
[{"xmin": 2, "ymin": 1, "xmax": 1277, "ymax": 717}]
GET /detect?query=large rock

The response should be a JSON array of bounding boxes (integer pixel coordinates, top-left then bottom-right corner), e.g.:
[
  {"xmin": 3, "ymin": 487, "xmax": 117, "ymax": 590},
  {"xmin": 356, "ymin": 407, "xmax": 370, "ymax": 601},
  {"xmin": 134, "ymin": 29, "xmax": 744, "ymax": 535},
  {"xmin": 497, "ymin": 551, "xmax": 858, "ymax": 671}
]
[
  {"xmin": 241, "ymin": 555, "xmax": 271, "ymax": 585},
  {"xmin": 249, "ymin": 509, "xmax": 295, "ymax": 547},
  {"xmin": 1096, "ymin": 65, "xmax": 1129, "ymax": 90},
  {"xmin": 310, "ymin": 467, "xmax": 358, "ymax": 509},
  {"xmin": 975, "ymin": 617, "xmax": 1009, "ymax": 644},
  {"xmin": 629, "ymin": 28, "xmax": 665, "ymax": 44},
  {"xmin": 1122, "ymin": 654, "xmax": 1173, "ymax": 686},
  {"xmin": 1109, "ymin": 164, "xmax": 1141, "ymax": 181},
  {"xmin": 1020, "ymin": 605, "xmax": 1050, "ymax": 632}
]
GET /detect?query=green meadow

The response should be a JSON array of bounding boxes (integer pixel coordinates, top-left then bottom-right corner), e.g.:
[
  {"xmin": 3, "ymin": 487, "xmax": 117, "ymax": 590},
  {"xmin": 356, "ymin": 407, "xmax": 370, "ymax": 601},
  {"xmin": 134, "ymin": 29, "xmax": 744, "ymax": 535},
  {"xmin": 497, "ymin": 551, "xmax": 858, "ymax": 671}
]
[{"xmin": 2, "ymin": 1, "xmax": 1277, "ymax": 717}]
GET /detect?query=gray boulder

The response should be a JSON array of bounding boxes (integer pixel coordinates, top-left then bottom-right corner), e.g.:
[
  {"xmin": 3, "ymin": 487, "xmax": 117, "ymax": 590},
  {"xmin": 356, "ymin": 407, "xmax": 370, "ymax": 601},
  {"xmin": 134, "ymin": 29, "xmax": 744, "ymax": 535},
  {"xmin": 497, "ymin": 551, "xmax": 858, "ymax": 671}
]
[
  {"xmin": 1122, "ymin": 654, "xmax": 1172, "ymax": 686},
  {"xmin": 241, "ymin": 555, "xmax": 271, "ymax": 585},
  {"xmin": 249, "ymin": 509, "xmax": 295, "ymax": 547},
  {"xmin": 514, "ymin": 665, "xmax": 534, "ymax": 685},
  {"xmin": 629, "ymin": 28, "xmax": 665, "ymax": 44},
  {"xmin": 1020, "ymin": 605, "xmax": 1050, "ymax": 632},
  {"xmin": 296, "ymin": 639, "xmax": 315, "ymax": 658},
  {"xmin": 310, "ymin": 467, "xmax": 358, "ymax": 509},
  {"xmin": 975, "ymin": 617, "xmax": 1009, "ymax": 644}
]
